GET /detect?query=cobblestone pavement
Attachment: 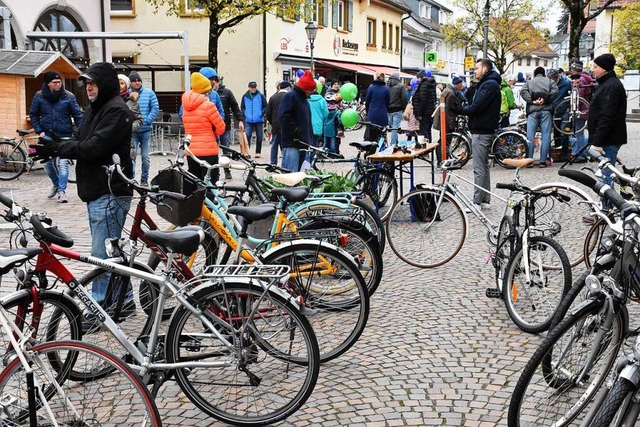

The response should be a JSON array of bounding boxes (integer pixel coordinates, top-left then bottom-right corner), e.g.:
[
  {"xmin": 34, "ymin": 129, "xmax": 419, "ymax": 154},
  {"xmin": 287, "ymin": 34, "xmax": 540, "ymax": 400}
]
[{"xmin": 1, "ymin": 125, "xmax": 639, "ymax": 426}]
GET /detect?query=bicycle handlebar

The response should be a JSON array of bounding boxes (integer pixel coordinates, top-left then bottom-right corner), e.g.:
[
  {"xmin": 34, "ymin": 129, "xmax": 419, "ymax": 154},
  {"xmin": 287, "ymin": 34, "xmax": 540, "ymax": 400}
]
[
  {"xmin": 218, "ymin": 145, "xmax": 292, "ymax": 173},
  {"xmin": 588, "ymin": 147, "xmax": 640, "ymax": 188},
  {"xmin": 109, "ymin": 154, "xmax": 187, "ymax": 202}
]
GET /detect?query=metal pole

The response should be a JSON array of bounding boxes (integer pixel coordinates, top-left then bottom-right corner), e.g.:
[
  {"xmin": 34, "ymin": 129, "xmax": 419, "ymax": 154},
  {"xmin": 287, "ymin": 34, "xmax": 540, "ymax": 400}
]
[
  {"xmin": 482, "ymin": 0, "xmax": 490, "ymax": 59},
  {"xmin": 182, "ymin": 31, "xmax": 189, "ymax": 91},
  {"xmin": 310, "ymin": 42, "xmax": 314, "ymax": 72}
]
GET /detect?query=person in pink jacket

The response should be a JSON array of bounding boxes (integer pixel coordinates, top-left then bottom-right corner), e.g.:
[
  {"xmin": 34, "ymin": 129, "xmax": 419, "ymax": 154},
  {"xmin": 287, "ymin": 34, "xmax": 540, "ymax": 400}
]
[{"xmin": 181, "ymin": 72, "xmax": 226, "ymax": 182}]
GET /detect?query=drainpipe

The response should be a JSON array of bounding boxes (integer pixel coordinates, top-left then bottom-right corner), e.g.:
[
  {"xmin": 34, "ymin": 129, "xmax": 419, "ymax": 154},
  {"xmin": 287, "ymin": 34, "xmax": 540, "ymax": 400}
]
[
  {"xmin": 0, "ymin": 7, "xmax": 11, "ymax": 49},
  {"xmin": 263, "ymin": 12, "xmax": 268, "ymax": 97},
  {"xmin": 100, "ymin": 0, "xmax": 107, "ymax": 61},
  {"xmin": 399, "ymin": 13, "xmax": 410, "ymax": 73}
]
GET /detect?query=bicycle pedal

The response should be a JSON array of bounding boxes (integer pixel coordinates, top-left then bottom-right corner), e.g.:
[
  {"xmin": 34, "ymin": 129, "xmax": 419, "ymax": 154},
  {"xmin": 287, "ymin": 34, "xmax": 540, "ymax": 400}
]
[{"xmin": 485, "ymin": 288, "xmax": 502, "ymax": 299}]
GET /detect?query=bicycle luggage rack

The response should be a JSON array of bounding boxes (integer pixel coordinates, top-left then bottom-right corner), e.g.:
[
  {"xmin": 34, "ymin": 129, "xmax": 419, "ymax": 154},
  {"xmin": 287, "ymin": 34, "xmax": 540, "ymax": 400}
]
[{"xmin": 202, "ymin": 264, "xmax": 291, "ymax": 280}]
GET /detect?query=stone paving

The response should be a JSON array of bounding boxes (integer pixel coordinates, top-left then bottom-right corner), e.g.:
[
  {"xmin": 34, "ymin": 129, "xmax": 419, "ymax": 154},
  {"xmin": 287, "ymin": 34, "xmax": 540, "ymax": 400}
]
[{"xmin": 1, "ymin": 125, "xmax": 639, "ymax": 426}]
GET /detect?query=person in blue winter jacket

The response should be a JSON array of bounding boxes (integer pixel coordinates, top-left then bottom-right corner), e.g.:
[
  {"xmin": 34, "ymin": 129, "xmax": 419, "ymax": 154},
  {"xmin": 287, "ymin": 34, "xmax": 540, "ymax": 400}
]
[
  {"xmin": 129, "ymin": 71, "xmax": 159, "ymax": 186},
  {"xmin": 307, "ymin": 90, "xmax": 328, "ymax": 163},
  {"xmin": 365, "ymin": 71, "xmax": 390, "ymax": 143},
  {"xmin": 241, "ymin": 81, "xmax": 267, "ymax": 157},
  {"xmin": 29, "ymin": 70, "xmax": 83, "ymax": 203}
]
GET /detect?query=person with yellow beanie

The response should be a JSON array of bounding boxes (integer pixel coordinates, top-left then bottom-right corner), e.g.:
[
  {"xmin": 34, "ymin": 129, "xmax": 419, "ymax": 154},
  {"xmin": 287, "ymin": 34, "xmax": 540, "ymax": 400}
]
[{"xmin": 181, "ymin": 72, "xmax": 226, "ymax": 182}]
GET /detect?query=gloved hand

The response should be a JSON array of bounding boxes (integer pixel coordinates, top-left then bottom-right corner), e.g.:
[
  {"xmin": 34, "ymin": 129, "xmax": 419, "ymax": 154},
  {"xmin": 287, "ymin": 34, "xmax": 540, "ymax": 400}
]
[{"xmin": 28, "ymin": 136, "xmax": 58, "ymax": 163}]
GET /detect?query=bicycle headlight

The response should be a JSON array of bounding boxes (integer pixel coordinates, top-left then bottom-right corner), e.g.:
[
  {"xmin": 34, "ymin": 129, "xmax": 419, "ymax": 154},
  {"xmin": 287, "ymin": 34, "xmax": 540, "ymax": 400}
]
[{"xmin": 585, "ymin": 274, "xmax": 601, "ymax": 292}]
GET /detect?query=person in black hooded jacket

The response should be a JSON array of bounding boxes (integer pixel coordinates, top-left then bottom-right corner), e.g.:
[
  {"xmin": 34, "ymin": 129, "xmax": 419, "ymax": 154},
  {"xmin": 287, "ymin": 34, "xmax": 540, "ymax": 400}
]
[
  {"xmin": 412, "ymin": 69, "xmax": 437, "ymax": 142},
  {"xmin": 31, "ymin": 62, "xmax": 135, "ymax": 329}
]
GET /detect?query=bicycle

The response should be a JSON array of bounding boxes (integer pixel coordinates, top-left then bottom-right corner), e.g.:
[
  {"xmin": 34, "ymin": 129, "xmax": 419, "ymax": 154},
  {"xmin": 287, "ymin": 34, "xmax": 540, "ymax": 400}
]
[
  {"xmin": 0, "ymin": 249, "xmax": 161, "ymax": 426},
  {"xmin": 552, "ymin": 76, "xmax": 590, "ymax": 136},
  {"xmin": 0, "ymin": 192, "xmax": 321, "ymax": 426},
  {"xmin": 507, "ymin": 168, "xmax": 640, "ymax": 426}
]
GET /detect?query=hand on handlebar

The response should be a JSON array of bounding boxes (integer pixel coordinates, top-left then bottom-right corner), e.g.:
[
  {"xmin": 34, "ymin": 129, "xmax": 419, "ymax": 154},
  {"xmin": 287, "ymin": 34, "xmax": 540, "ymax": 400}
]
[{"xmin": 29, "ymin": 137, "xmax": 58, "ymax": 163}]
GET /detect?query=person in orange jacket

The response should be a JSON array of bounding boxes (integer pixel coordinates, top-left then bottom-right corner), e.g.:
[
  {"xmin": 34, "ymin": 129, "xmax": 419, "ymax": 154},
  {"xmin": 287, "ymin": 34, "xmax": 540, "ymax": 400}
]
[{"xmin": 181, "ymin": 72, "xmax": 226, "ymax": 182}]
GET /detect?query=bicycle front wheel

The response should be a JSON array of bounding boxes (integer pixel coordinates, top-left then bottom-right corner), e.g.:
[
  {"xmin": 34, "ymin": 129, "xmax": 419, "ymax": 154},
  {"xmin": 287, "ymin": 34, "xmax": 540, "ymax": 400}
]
[
  {"xmin": 355, "ymin": 169, "xmax": 398, "ymax": 222},
  {"xmin": 0, "ymin": 340, "xmax": 161, "ymax": 426},
  {"xmin": 553, "ymin": 98, "xmax": 589, "ymax": 134},
  {"xmin": 0, "ymin": 141, "xmax": 26, "ymax": 181},
  {"xmin": 590, "ymin": 377, "xmax": 636, "ymax": 427},
  {"xmin": 447, "ymin": 132, "xmax": 471, "ymax": 167},
  {"xmin": 492, "ymin": 131, "xmax": 528, "ymax": 167},
  {"xmin": 508, "ymin": 298, "xmax": 626, "ymax": 426},
  {"xmin": 166, "ymin": 281, "xmax": 319, "ymax": 426},
  {"xmin": 502, "ymin": 236, "xmax": 572, "ymax": 333},
  {"xmin": 386, "ymin": 188, "xmax": 466, "ymax": 268}
]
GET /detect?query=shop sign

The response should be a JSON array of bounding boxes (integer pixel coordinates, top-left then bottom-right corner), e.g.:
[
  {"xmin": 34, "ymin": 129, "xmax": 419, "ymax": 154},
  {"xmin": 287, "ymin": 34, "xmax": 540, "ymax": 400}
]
[
  {"xmin": 334, "ymin": 34, "xmax": 358, "ymax": 57},
  {"xmin": 279, "ymin": 37, "xmax": 309, "ymax": 54}
]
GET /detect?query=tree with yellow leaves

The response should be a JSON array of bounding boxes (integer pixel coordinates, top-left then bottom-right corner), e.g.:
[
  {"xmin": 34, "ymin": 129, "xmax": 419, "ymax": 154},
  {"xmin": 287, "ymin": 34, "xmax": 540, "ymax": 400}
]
[{"xmin": 610, "ymin": 0, "xmax": 640, "ymax": 71}]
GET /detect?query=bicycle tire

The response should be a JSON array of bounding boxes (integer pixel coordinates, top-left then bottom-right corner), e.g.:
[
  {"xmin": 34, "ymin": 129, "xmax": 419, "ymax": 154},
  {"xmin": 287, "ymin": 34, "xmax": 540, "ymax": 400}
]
[
  {"xmin": 446, "ymin": 132, "xmax": 471, "ymax": 167},
  {"xmin": 260, "ymin": 241, "xmax": 370, "ymax": 362},
  {"xmin": 508, "ymin": 298, "xmax": 627, "ymax": 426},
  {"xmin": 296, "ymin": 217, "xmax": 384, "ymax": 296},
  {"xmin": 355, "ymin": 168, "xmax": 398, "ymax": 222},
  {"xmin": 0, "ymin": 340, "xmax": 162, "ymax": 426},
  {"xmin": 552, "ymin": 97, "xmax": 590, "ymax": 135},
  {"xmin": 492, "ymin": 131, "xmax": 528, "ymax": 168},
  {"xmin": 0, "ymin": 141, "xmax": 27, "ymax": 181},
  {"xmin": 531, "ymin": 182, "xmax": 594, "ymax": 268},
  {"xmin": 386, "ymin": 187, "xmax": 467, "ymax": 268},
  {"xmin": 583, "ymin": 216, "xmax": 615, "ymax": 269},
  {"xmin": 502, "ymin": 235, "xmax": 572, "ymax": 333},
  {"xmin": 166, "ymin": 281, "xmax": 319, "ymax": 426},
  {"xmin": 53, "ymin": 158, "xmax": 76, "ymax": 184},
  {"xmin": 495, "ymin": 215, "xmax": 514, "ymax": 290},
  {"xmin": 590, "ymin": 377, "xmax": 636, "ymax": 427}
]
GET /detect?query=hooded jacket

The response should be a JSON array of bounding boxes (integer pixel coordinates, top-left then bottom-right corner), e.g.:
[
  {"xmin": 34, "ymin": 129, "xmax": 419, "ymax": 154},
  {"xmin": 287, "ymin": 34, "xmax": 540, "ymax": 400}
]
[
  {"xmin": 412, "ymin": 77, "xmax": 437, "ymax": 118},
  {"xmin": 29, "ymin": 84, "xmax": 83, "ymax": 138},
  {"xmin": 181, "ymin": 91, "xmax": 226, "ymax": 156},
  {"xmin": 588, "ymin": 71, "xmax": 627, "ymax": 147},
  {"xmin": 433, "ymin": 84, "xmax": 462, "ymax": 132},
  {"xmin": 365, "ymin": 80, "xmax": 390, "ymax": 126},
  {"xmin": 54, "ymin": 62, "xmax": 133, "ymax": 202},
  {"xmin": 460, "ymin": 70, "xmax": 502, "ymax": 134},
  {"xmin": 217, "ymin": 85, "xmax": 243, "ymax": 127},
  {"xmin": 388, "ymin": 74, "xmax": 408, "ymax": 113},
  {"xmin": 500, "ymin": 79, "xmax": 517, "ymax": 115},
  {"xmin": 265, "ymin": 90, "xmax": 287, "ymax": 135},
  {"xmin": 308, "ymin": 94, "xmax": 328, "ymax": 137}
]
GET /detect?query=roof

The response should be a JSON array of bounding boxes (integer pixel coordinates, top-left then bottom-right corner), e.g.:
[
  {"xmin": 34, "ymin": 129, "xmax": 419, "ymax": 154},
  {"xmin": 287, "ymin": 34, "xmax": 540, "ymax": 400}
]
[
  {"xmin": 0, "ymin": 50, "xmax": 80, "ymax": 78},
  {"xmin": 371, "ymin": 0, "xmax": 411, "ymax": 14},
  {"xmin": 596, "ymin": 0, "xmax": 634, "ymax": 8}
]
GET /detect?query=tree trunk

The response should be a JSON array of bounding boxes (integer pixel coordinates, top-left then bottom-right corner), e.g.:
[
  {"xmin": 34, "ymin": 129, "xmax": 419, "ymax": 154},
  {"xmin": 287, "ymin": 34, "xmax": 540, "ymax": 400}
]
[
  {"xmin": 208, "ymin": 13, "xmax": 220, "ymax": 68},
  {"xmin": 567, "ymin": 2, "xmax": 586, "ymax": 61}
]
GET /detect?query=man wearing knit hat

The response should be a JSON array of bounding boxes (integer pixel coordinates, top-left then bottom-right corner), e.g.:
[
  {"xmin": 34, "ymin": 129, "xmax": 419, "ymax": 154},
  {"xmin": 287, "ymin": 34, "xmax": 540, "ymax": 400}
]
[
  {"xmin": 583, "ymin": 53, "xmax": 627, "ymax": 220},
  {"xmin": 568, "ymin": 59, "xmax": 593, "ymax": 161},
  {"xmin": 29, "ymin": 70, "xmax": 83, "ymax": 203},
  {"xmin": 129, "ymin": 71, "xmax": 159, "ymax": 186},
  {"xmin": 278, "ymin": 70, "xmax": 315, "ymax": 171}
]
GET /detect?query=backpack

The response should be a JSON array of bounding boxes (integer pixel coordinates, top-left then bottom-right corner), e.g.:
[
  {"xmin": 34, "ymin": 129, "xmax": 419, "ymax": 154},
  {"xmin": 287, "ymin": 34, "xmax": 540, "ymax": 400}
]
[{"xmin": 408, "ymin": 184, "xmax": 440, "ymax": 222}]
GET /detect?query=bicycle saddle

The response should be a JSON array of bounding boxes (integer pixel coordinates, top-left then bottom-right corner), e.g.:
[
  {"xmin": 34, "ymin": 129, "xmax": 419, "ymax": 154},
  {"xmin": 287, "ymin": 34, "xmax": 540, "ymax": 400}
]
[
  {"xmin": 502, "ymin": 158, "xmax": 534, "ymax": 168},
  {"xmin": 349, "ymin": 141, "xmax": 378, "ymax": 151},
  {"xmin": 228, "ymin": 204, "xmax": 276, "ymax": 224},
  {"xmin": 272, "ymin": 172, "xmax": 307, "ymax": 187},
  {"xmin": 270, "ymin": 187, "xmax": 310, "ymax": 203},
  {"xmin": 145, "ymin": 226, "xmax": 204, "ymax": 256},
  {"xmin": 16, "ymin": 129, "xmax": 33, "ymax": 137},
  {"xmin": 0, "ymin": 248, "xmax": 43, "ymax": 274}
]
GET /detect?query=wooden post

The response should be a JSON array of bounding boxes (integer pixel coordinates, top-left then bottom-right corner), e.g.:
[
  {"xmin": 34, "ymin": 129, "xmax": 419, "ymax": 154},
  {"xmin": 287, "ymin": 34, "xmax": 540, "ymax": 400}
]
[{"xmin": 439, "ymin": 93, "xmax": 447, "ymax": 182}]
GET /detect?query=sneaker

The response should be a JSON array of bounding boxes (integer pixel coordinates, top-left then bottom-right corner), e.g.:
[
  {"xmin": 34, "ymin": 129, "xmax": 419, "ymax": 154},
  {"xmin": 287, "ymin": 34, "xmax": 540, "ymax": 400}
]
[
  {"xmin": 140, "ymin": 180, "xmax": 149, "ymax": 187},
  {"xmin": 481, "ymin": 203, "xmax": 491, "ymax": 210},
  {"xmin": 254, "ymin": 153, "xmax": 261, "ymax": 158},
  {"xmin": 58, "ymin": 191, "xmax": 68, "ymax": 203},
  {"xmin": 224, "ymin": 170, "xmax": 232, "ymax": 180},
  {"xmin": 582, "ymin": 214, "xmax": 596, "ymax": 224},
  {"xmin": 545, "ymin": 160, "xmax": 553, "ymax": 167},
  {"xmin": 47, "ymin": 186, "xmax": 58, "ymax": 199}
]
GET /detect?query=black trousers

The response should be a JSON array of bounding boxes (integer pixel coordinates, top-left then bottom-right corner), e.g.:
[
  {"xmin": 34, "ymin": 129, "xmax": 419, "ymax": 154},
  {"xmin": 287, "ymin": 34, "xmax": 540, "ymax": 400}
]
[{"xmin": 187, "ymin": 155, "xmax": 219, "ymax": 184}]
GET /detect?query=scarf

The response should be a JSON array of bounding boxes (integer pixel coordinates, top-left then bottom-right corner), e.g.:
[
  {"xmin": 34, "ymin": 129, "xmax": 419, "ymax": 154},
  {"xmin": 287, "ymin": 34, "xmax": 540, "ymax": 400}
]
[
  {"xmin": 120, "ymin": 89, "xmax": 131, "ymax": 99},
  {"xmin": 42, "ymin": 83, "xmax": 64, "ymax": 103}
]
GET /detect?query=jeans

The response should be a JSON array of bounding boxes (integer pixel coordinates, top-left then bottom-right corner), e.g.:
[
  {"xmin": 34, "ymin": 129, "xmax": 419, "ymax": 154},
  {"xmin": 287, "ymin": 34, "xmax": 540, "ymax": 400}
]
[
  {"xmin": 471, "ymin": 133, "xmax": 493, "ymax": 204},
  {"xmin": 526, "ymin": 110, "xmax": 552, "ymax": 162},
  {"xmin": 270, "ymin": 134, "xmax": 280, "ymax": 166},
  {"xmin": 132, "ymin": 130, "xmax": 151, "ymax": 182},
  {"xmin": 388, "ymin": 111, "xmax": 403, "ymax": 145},
  {"xmin": 219, "ymin": 127, "xmax": 232, "ymax": 148},
  {"xmin": 419, "ymin": 116, "xmax": 433, "ymax": 143},
  {"xmin": 571, "ymin": 119, "xmax": 588, "ymax": 159},
  {"xmin": 324, "ymin": 136, "xmax": 337, "ymax": 154},
  {"xmin": 245, "ymin": 122, "xmax": 264, "ymax": 154},
  {"xmin": 306, "ymin": 136, "xmax": 322, "ymax": 163},
  {"xmin": 87, "ymin": 195, "xmax": 132, "ymax": 305},
  {"xmin": 44, "ymin": 158, "xmax": 69, "ymax": 192},
  {"xmin": 281, "ymin": 147, "xmax": 303, "ymax": 172},
  {"xmin": 600, "ymin": 145, "xmax": 621, "ymax": 210}
]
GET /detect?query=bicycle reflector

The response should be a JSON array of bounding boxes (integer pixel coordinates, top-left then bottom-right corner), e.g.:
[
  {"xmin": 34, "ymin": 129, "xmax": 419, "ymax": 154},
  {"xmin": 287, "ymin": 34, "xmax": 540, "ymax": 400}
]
[{"xmin": 339, "ymin": 234, "xmax": 349, "ymax": 248}]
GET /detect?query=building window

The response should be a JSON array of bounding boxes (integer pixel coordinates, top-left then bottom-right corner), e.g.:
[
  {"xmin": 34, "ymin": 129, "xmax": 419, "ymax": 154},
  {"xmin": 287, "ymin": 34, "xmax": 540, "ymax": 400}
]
[
  {"xmin": 526, "ymin": 57, "xmax": 531, "ymax": 66},
  {"xmin": 337, "ymin": 0, "xmax": 345, "ymax": 30},
  {"xmin": 544, "ymin": 59, "xmax": 548, "ymax": 66},
  {"xmin": 388, "ymin": 22, "xmax": 393, "ymax": 51},
  {"xmin": 317, "ymin": 0, "xmax": 325, "ymax": 26},
  {"xmin": 419, "ymin": 2, "xmax": 428, "ymax": 18},
  {"xmin": 395, "ymin": 25, "xmax": 400, "ymax": 53},
  {"xmin": 518, "ymin": 58, "xmax": 522, "ymax": 66},
  {"xmin": 381, "ymin": 21, "xmax": 387, "ymax": 49},
  {"xmin": 32, "ymin": 10, "xmax": 90, "ymax": 69},
  {"xmin": 367, "ymin": 18, "xmax": 376, "ymax": 47},
  {"xmin": 431, "ymin": 6, "xmax": 439, "ymax": 22},
  {"xmin": 535, "ymin": 58, "xmax": 540, "ymax": 66},
  {"xmin": 111, "ymin": 0, "xmax": 134, "ymax": 14},
  {"xmin": 183, "ymin": 0, "xmax": 205, "ymax": 15}
]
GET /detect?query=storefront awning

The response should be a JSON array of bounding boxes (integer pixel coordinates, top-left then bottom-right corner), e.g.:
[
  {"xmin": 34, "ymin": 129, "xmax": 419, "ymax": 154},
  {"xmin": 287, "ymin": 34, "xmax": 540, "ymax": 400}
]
[
  {"xmin": 316, "ymin": 59, "xmax": 375, "ymax": 76},
  {"xmin": 373, "ymin": 65, "xmax": 414, "ymax": 80}
]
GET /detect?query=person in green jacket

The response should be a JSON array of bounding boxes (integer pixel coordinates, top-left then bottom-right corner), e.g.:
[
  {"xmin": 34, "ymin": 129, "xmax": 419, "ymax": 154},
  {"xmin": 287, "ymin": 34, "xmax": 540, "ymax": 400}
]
[{"xmin": 500, "ymin": 78, "xmax": 517, "ymax": 127}]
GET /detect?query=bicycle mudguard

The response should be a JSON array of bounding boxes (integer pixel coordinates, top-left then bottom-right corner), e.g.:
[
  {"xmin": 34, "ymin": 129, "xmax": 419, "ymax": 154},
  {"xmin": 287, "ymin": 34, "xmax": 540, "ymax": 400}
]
[
  {"xmin": 531, "ymin": 182, "xmax": 595, "ymax": 207},
  {"xmin": 0, "ymin": 288, "xmax": 82, "ymax": 319},
  {"xmin": 258, "ymin": 239, "xmax": 358, "ymax": 269},
  {"xmin": 568, "ymin": 294, "xmax": 606, "ymax": 317}
]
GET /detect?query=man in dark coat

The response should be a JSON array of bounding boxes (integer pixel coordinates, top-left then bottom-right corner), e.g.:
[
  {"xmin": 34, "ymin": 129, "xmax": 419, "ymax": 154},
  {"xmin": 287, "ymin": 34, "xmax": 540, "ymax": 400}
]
[
  {"xmin": 412, "ymin": 69, "xmax": 437, "ymax": 142},
  {"xmin": 265, "ymin": 81, "xmax": 291, "ymax": 166},
  {"xmin": 387, "ymin": 73, "xmax": 408, "ymax": 145},
  {"xmin": 585, "ymin": 53, "xmax": 627, "ymax": 218},
  {"xmin": 455, "ymin": 59, "xmax": 501, "ymax": 208},
  {"xmin": 365, "ymin": 72, "xmax": 390, "ymax": 143},
  {"xmin": 217, "ymin": 77, "xmax": 244, "ymax": 179},
  {"xmin": 278, "ymin": 70, "xmax": 315, "ymax": 172},
  {"xmin": 31, "ymin": 62, "xmax": 135, "ymax": 330}
]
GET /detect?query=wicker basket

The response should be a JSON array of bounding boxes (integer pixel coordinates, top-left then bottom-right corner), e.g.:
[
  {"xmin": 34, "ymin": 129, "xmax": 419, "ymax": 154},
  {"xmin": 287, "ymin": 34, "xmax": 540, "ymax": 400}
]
[{"xmin": 150, "ymin": 168, "xmax": 206, "ymax": 226}]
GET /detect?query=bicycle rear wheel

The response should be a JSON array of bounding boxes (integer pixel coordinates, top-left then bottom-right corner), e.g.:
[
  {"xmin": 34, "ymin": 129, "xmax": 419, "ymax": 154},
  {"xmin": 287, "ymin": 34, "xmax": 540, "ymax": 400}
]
[
  {"xmin": 502, "ymin": 236, "xmax": 572, "ymax": 333},
  {"xmin": 553, "ymin": 98, "xmax": 589, "ymax": 134},
  {"xmin": 508, "ymin": 298, "xmax": 626, "ymax": 426},
  {"xmin": 492, "ymin": 131, "xmax": 528, "ymax": 168},
  {"xmin": 0, "ymin": 340, "xmax": 161, "ymax": 426},
  {"xmin": 386, "ymin": 188, "xmax": 466, "ymax": 268},
  {"xmin": 446, "ymin": 132, "xmax": 471, "ymax": 167},
  {"xmin": 355, "ymin": 168, "xmax": 398, "ymax": 222},
  {"xmin": 166, "ymin": 281, "xmax": 319, "ymax": 426},
  {"xmin": 0, "ymin": 141, "xmax": 26, "ymax": 181}
]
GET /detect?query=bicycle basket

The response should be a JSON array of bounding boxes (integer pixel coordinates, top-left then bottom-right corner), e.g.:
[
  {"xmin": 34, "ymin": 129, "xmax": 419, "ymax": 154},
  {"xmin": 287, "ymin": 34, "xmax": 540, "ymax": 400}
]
[{"xmin": 150, "ymin": 168, "xmax": 206, "ymax": 226}]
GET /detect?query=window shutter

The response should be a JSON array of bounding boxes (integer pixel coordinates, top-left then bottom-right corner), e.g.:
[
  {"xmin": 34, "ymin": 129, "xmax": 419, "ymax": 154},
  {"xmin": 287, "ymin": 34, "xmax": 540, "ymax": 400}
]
[
  {"xmin": 323, "ymin": 0, "xmax": 329, "ymax": 27},
  {"xmin": 332, "ymin": 0, "xmax": 338, "ymax": 28},
  {"xmin": 304, "ymin": 0, "xmax": 313, "ymax": 21},
  {"xmin": 347, "ymin": 0, "xmax": 353, "ymax": 32}
]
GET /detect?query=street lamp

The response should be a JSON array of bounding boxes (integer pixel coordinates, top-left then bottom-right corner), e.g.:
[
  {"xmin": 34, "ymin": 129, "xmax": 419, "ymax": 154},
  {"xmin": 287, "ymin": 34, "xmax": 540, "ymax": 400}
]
[
  {"xmin": 305, "ymin": 21, "xmax": 318, "ymax": 72},
  {"xmin": 579, "ymin": 33, "xmax": 595, "ymax": 62}
]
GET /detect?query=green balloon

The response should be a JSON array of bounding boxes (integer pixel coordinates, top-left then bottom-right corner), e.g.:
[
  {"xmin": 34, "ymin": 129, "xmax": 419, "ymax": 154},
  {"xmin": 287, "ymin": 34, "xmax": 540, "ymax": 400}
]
[
  {"xmin": 339, "ymin": 83, "xmax": 358, "ymax": 102},
  {"xmin": 341, "ymin": 108, "xmax": 359, "ymax": 128},
  {"xmin": 316, "ymin": 81, "xmax": 323, "ymax": 94}
]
